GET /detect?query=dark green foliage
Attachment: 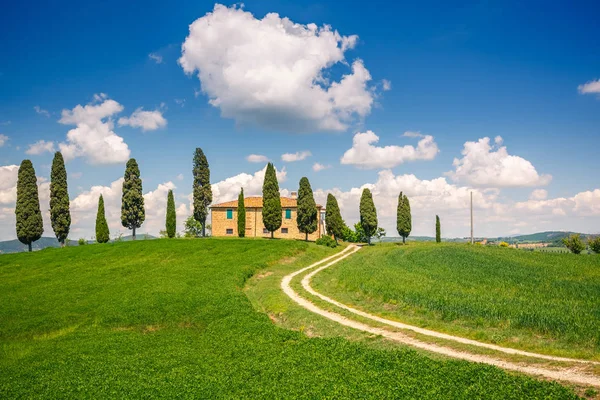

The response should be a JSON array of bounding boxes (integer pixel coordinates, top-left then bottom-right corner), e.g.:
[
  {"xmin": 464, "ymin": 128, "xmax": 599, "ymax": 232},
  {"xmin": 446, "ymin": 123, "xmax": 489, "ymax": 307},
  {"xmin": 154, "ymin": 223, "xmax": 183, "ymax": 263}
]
[
  {"xmin": 359, "ymin": 188, "xmax": 378, "ymax": 245},
  {"xmin": 589, "ymin": 236, "xmax": 600, "ymax": 254},
  {"xmin": 15, "ymin": 160, "xmax": 44, "ymax": 252},
  {"xmin": 562, "ymin": 234, "xmax": 585, "ymax": 254},
  {"xmin": 50, "ymin": 152, "xmax": 70, "ymax": 246},
  {"xmin": 95, "ymin": 195, "xmax": 110, "ymax": 243},
  {"xmin": 325, "ymin": 194, "xmax": 344, "ymax": 242},
  {"xmin": 0, "ymin": 240, "xmax": 579, "ymax": 398},
  {"xmin": 166, "ymin": 190, "xmax": 176, "ymax": 239},
  {"xmin": 184, "ymin": 216, "xmax": 202, "ymax": 238},
  {"xmin": 193, "ymin": 148, "xmax": 212, "ymax": 237},
  {"xmin": 316, "ymin": 235, "xmax": 337, "ymax": 248},
  {"xmin": 397, "ymin": 192, "xmax": 412, "ymax": 244},
  {"xmin": 121, "ymin": 159, "xmax": 145, "ymax": 239},
  {"xmin": 78, "ymin": 238, "xmax": 86, "ymax": 246},
  {"xmin": 296, "ymin": 177, "xmax": 318, "ymax": 241},
  {"xmin": 344, "ymin": 222, "xmax": 385, "ymax": 243},
  {"xmin": 237, "ymin": 188, "xmax": 246, "ymax": 238},
  {"xmin": 262, "ymin": 163, "xmax": 282, "ymax": 238},
  {"xmin": 435, "ymin": 215, "xmax": 441, "ymax": 243}
]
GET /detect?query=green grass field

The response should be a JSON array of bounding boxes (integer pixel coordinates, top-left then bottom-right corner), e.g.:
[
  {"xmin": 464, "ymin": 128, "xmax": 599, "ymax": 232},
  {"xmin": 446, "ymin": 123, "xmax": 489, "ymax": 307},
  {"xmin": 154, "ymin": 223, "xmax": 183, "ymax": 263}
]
[
  {"xmin": 0, "ymin": 239, "xmax": 580, "ymax": 398},
  {"xmin": 313, "ymin": 243, "xmax": 600, "ymax": 360}
]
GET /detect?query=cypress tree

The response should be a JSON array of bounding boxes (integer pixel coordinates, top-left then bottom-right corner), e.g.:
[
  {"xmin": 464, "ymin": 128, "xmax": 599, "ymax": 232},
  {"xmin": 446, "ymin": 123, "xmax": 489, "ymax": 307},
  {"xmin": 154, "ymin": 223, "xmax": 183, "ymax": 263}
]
[
  {"xmin": 121, "ymin": 158, "xmax": 145, "ymax": 240},
  {"xmin": 166, "ymin": 189, "xmax": 176, "ymax": 239},
  {"xmin": 262, "ymin": 163, "xmax": 282, "ymax": 238},
  {"xmin": 397, "ymin": 192, "xmax": 412, "ymax": 244},
  {"xmin": 193, "ymin": 148, "xmax": 212, "ymax": 237},
  {"xmin": 325, "ymin": 194, "xmax": 343, "ymax": 243},
  {"xmin": 50, "ymin": 151, "xmax": 71, "ymax": 247},
  {"xmin": 436, "ymin": 215, "xmax": 441, "ymax": 243},
  {"xmin": 296, "ymin": 177, "xmax": 318, "ymax": 241},
  {"xmin": 15, "ymin": 160, "xmax": 44, "ymax": 252},
  {"xmin": 96, "ymin": 195, "xmax": 110, "ymax": 243},
  {"xmin": 237, "ymin": 188, "xmax": 246, "ymax": 238},
  {"xmin": 360, "ymin": 188, "xmax": 378, "ymax": 245}
]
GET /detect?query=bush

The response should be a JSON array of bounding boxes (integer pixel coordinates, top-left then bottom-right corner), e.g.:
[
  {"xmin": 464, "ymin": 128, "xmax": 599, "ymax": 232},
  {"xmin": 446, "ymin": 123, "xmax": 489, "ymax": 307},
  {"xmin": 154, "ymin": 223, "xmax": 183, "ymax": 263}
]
[
  {"xmin": 562, "ymin": 234, "xmax": 585, "ymax": 254},
  {"xmin": 588, "ymin": 236, "xmax": 600, "ymax": 254},
  {"xmin": 499, "ymin": 241, "xmax": 509, "ymax": 248},
  {"xmin": 316, "ymin": 235, "xmax": 338, "ymax": 248},
  {"xmin": 78, "ymin": 238, "xmax": 86, "ymax": 246}
]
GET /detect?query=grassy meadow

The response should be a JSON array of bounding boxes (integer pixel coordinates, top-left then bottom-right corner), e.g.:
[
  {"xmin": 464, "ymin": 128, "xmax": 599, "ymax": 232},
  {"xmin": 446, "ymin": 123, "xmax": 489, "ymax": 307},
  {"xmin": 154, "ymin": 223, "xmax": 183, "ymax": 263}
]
[
  {"xmin": 313, "ymin": 242, "xmax": 600, "ymax": 359},
  {"xmin": 0, "ymin": 239, "xmax": 579, "ymax": 398}
]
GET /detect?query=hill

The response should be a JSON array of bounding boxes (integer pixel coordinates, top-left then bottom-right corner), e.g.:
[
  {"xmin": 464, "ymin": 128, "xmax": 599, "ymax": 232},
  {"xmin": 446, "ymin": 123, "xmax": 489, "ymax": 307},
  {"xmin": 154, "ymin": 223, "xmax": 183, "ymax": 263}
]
[
  {"xmin": 0, "ymin": 234, "xmax": 156, "ymax": 254},
  {"xmin": 0, "ymin": 239, "xmax": 574, "ymax": 398},
  {"xmin": 499, "ymin": 231, "xmax": 591, "ymax": 244}
]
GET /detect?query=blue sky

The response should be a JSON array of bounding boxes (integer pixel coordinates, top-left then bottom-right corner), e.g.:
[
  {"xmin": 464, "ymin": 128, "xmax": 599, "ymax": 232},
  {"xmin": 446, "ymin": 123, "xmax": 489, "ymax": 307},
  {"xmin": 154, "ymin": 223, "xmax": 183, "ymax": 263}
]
[{"xmin": 0, "ymin": 0, "xmax": 599, "ymax": 240}]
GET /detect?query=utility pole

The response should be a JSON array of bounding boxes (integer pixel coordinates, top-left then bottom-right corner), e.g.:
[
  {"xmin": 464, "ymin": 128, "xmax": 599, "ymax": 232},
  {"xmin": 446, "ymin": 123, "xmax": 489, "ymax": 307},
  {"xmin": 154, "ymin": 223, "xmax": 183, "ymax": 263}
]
[{"xmin": 470, "ymin": 191, "xmax": 474, "ymax": 244}]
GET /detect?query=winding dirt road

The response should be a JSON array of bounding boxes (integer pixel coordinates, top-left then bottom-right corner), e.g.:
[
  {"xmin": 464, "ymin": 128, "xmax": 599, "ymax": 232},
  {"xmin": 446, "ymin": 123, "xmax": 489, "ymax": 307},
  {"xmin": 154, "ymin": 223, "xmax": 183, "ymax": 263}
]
[{"xmin": 281, "ymin": 245, "xmax": 600, "ymax": 387}]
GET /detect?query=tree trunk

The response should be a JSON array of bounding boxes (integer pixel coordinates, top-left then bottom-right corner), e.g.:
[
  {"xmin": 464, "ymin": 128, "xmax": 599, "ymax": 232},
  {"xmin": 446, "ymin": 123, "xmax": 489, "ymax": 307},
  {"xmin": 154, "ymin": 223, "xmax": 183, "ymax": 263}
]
[
  {"xmin": 60, "ymin": 239, "xmax": 65, "ymax": 248},
  {"xmin": 271, "ymin": 231, "xmax": 274, "ymax": 239},
  {"xmin": 28, "ymin": 243, "xmax": 32, "ymax": 252},
  {"xmin": 367, "ymin": 236, "xmax": 371, "ymax": 246},
  {"xmin": 402, "ymin": 236, "xmax": 405, "ymax": 244},
  {"xmin": 202, "ymin": 223, "xmax": 206, "ymax": 237},
  {"xmin": 132, "ymin": 227, "xmax": 136, "ymax": 240},
  {"xmin": 305, "ymin": 232, "xmax": 308, "ymax": 242}
]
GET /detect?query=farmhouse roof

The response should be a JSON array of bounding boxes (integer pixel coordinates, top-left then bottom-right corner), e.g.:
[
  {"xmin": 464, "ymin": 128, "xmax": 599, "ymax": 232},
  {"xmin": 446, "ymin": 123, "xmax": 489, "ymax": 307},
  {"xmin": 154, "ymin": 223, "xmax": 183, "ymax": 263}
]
[{"xmin": 210, "ymin": 196, "xmax": 322, "ymax": 209}]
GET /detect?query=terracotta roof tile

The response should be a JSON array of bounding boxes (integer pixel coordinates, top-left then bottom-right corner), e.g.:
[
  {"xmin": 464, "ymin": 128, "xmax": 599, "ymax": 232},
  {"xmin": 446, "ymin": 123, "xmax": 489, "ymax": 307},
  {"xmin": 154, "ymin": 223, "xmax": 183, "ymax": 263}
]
[{"xmin": 210, "ymin": 196, "xmax": 322, "ymax": 209}]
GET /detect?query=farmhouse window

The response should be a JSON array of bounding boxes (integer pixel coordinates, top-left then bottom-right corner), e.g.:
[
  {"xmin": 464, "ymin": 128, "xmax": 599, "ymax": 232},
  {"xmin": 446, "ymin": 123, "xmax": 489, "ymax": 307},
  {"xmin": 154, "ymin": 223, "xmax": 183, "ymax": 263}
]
[
  {"xmin": 285, "ymin": 209, "xmax": 292, "ymax": 219},
  {"xmin": 226, "ymin": 209, "xmax": 233, "ymax": 219},
  {"xmin": 281, "ymin": 228, "xmax": 288, "ymax": 234},
  {"xmin": 226, "ymin": 228, "xmax": 233, "ymax": 235}
]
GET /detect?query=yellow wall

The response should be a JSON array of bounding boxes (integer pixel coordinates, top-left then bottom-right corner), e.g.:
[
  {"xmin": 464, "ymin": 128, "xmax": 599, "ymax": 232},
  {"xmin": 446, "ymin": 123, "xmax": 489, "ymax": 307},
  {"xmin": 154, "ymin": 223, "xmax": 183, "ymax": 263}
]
[{"xmin": 211, "ymin": 207, "xmax": 322, "ymax": 241}]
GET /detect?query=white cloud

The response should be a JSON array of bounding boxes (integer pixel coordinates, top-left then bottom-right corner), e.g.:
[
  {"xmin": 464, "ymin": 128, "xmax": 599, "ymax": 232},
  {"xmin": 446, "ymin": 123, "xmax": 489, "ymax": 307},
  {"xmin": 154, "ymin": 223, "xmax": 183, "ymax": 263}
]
[
  {"xmin": 578, "ymin": 79, "xmax": 600, "ymax": 95},
  {"xmin": 34, "ymin": 106, "xmax": 50, "ymax": 117},
  {"xmin": 282, "ymin": 151, "xmax": 311, "ymax": 162},
  {"xmin": 341, "ymin": 131, "xmax": 439, "ymax": 169},
  {"xmin": 148, "ymin": 53, "xmax": 163, "ymax": 64},
  {"xmin": 312, "ymin": 162, "xmax": 331, "ymax": 172},
  {"xmin": 0, "ymin": 134, "xmax": 8, "ymax": 147},
  {"xmin": 382, "ymin": 79, "xmax": 392, "ymax": 91},
  {"xmin": 529, "ymin": 189, "xmax": 548, "ymax": 201},
  {"xmin": 247, "ymin": 154, "xmax": 269, "ymax": 163},
  {"xmin": 402, "ymin": 131, "xmax": 424, "ymax": 138},
  {"xmin": 174, "ymin": 98, "xmax": 186, "ymax": 107},
  {"xmin": 0, "ymin": 165, "xmax": 19, "ymax": 205},
  {"xmin": 58, "ymin": 97, "xmax": 130, "ymax": 164},
  {"xmin": 447, "ymin": 136, "xmax": 552, "ymax": 188},
  {"xmin": 25, "ymin": 140, "xmax": 55, "ymax": 155},
  {"xmin": 176, "ymin": 173, "xmax": 184, "ymax": 181},
  {"xmin": 211, "ymin": 165, "xmax": 288, "ymax": 206},
  {"xmin": 118, "ymin": 108, "xmax": 167, "ymax": 131},
  {"xmin": 179, "ymin": 4, "xmax": 377, "ymax": 132}
]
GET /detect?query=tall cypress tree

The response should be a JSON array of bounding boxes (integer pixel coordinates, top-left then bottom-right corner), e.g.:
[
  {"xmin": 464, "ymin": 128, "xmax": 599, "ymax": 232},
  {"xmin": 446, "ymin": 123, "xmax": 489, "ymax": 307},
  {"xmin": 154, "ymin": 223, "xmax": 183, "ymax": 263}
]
[
  {"xmin": 325, "ymin": 194, "xmax": 343, "ymax": 243},
  {"xmin": 262, "ymin": 163, "xmax": 282, "ymax": 238},
  {"xmin": 296, "ymin": 177, "xmax": 318, "ymax": 241},
  {"xmin": 121, "ymin": 158, "xmax": 145, "ymax": 240},
  {"xmin": 96, "ymin": 195, "xmax": 110, "ymax": 243},
  {"xmin": 435, "ymin": 215, "xmax": 441, "ymax": 243},
  {"xmin": 193, "ymin": 148, "xmax": 212, "ymax": 237},
  {"xmin": 166, "ymin": 189, "xmax": 176, "ymax": 239},
  {"xmin": 397, "ymin": 192, "xmax": 412, "ymax": 244},
  {"xmin": 15, "ymin": 160, "xmax": 44, "ymax": 252},
  {"xmin": 237, "ymin": 188, "xmax": 246, "ymax": 238},
  {"xmin": 50, "ymin": 151, "xmax": 71, "ymax": 247},
  {"xmin": 360, "ymin": 188, "xmax": 378, "ymax": 245}
]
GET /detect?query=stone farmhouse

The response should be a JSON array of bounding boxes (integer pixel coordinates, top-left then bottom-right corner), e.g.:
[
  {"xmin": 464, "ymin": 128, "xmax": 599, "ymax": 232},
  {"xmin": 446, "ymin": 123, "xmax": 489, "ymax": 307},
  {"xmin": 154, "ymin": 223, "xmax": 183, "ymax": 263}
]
[{"xmin": 210, "ymin": 193, "xmax": 325, "ymax": 240}]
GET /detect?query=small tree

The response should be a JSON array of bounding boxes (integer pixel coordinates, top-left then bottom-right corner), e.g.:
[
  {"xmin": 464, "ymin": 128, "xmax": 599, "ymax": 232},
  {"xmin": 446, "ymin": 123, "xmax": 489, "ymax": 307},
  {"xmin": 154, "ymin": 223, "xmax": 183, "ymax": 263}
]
[
  {"xmin": 325, "ymin": 194, "xmax": 344, "ymax": 243},
  {"xmin": 562, "ymin": 234, "xmax": 585, "ymax": 254},
  {"xmin": 360, "ymin": 188, "xmax": 378, "ymax": 245},
  {"xmin": 166, "ymin": 189, "xmax": 176, "ymax": 239},
  {"xmin": 262, "ymin": 163, "xmax": 282, "ymax": 238},
  {"xmin": 15, "ymin": 160, "xmax": 44, "ymax": 252},
  {"xmin": 435, "ymin": 215, "xmax": 441, "ymax": 243},
  {"xmin": 184, "ymin": 215, "xmax": 203, "ymax": 238},
  {"xmin": 95, "ymin": 195, "xmax": 110, "ymax": 243},
  {"xmin": 193, "ymin": 148, "xmax": 212, "ymax": 237},
  {"xmin": 396, "ymin": 192, "xmax": 412, "ymax": 244},
  {"xmin": 121, "ymin": 158, "xmax": 145, "ymax": 240},
  {"xmin": 297, "ymin": 177, "xmax": 318, "ymax": 241},
  {"xmin": 238, "ymin": 188, "xmax": 246, "ymax": 238},
  {"xmin": 50, "ymin": 152, "xmax": 71, "ymax": 247},
  {"xmin": 589, "ymin": 236, "xmax": 600, "ymax": 254}
]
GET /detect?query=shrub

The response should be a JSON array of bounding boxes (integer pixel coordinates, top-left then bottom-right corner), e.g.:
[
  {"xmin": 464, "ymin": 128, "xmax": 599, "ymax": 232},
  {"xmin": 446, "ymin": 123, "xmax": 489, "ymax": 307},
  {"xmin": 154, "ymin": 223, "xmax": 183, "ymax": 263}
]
[
  {"xmin": 316, "ymin": 235, "xmax": 338, "ymax": 248},
  {"xmin": 499, "ymin": 241, "xmax": 509, "ymax": 248},
  {"xmin": 78, "ymin": 238, "xmax": 86, "ymax": 246},
  {"xmin": 562, "ymin": 234, "xmax": 586, "ymax": 254},
  {"xmin": 588, "ymin": 236, "xmax": 600, "ymax": 254}
]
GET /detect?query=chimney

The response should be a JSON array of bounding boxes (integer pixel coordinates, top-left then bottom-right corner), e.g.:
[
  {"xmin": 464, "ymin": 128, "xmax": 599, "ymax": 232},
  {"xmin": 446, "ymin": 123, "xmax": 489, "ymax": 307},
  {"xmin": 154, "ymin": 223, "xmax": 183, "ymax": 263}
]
[{"xmin": 290, "ymin": 191, "xmax": 298, "ymax": 199}]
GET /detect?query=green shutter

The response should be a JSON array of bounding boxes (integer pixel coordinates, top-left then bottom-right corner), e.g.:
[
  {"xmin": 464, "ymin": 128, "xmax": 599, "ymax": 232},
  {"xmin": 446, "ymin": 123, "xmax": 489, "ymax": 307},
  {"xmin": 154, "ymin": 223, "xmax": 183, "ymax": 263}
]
[
  {"xmin": 227, "ymin": 209, "xmax": 233, "ymax": 219},
  {"xmin": 285, "ymin": 209, "xmax": 292, "ymax": 219}
]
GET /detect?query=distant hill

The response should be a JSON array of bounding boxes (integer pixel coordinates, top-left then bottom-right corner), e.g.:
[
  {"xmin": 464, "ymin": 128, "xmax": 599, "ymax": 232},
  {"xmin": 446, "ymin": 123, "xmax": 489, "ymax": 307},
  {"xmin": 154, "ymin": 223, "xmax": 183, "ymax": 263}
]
[
  {"xmin": 498, "ymin": 231, "xmax": 591, "ymax": 244},
  {"xmin": 0, "ymin": 234, "xmax": 157, "ymax": 254}
]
